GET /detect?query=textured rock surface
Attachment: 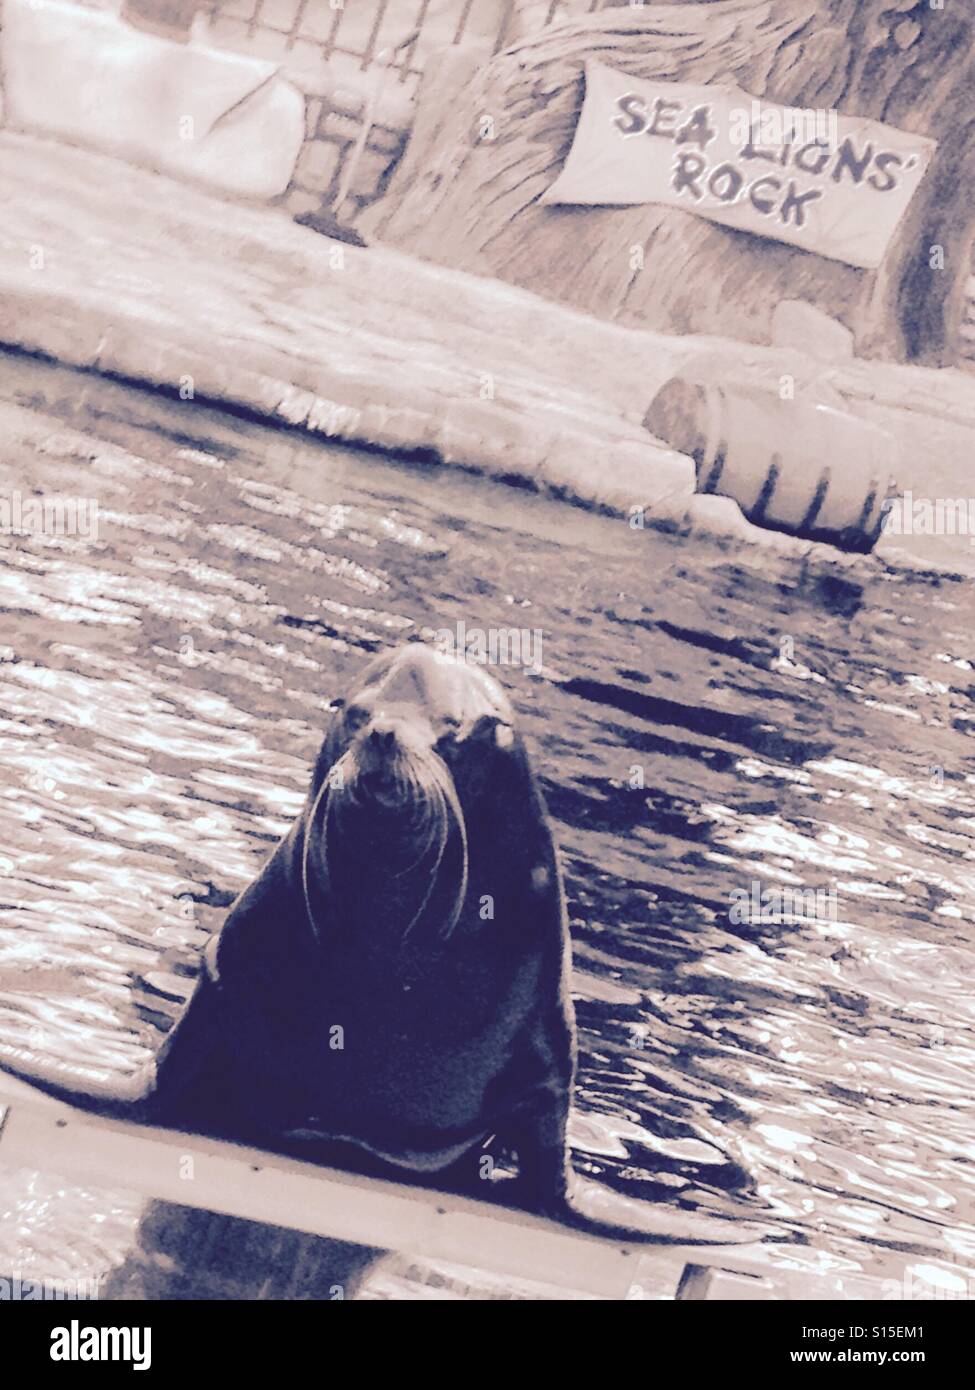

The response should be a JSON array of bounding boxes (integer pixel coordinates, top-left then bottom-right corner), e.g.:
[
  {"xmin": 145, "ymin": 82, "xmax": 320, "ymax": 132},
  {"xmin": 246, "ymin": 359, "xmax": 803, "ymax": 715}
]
[
  {"xmin": 771, "ymin": 302, "xmax": 856, "ymax": 362},
  {"xmin": 370, "ymin": 1, "xmax": 975, "ymax": 366}
]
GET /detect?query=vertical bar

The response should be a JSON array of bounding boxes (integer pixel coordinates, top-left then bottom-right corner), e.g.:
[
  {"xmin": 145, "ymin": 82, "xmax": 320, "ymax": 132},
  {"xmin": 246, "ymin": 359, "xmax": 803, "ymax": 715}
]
[
  {"xmin": 246, "ymin": 0, "xmax": 266, "ymax": 40},
  {"xmin": 324, "ymin": 0, "xmax": 345, "ymax": 59},
  {"xmin": 286, "ymin": 0, "xmax": 312, "ymax": 49},
  {"xmin": 493, "ymin": 0, "xmax": 516, "ymax": 53},
  {"xmin": 400, "ymin": 0, "xmax": 432, "ymax": 81},
  {"xmin": 453, "ymin": 0, "xmax": 477, "ymax": 45},
  {"xmin": 360, "ymin": 0, "xmax": 387, "ymax": 68}
]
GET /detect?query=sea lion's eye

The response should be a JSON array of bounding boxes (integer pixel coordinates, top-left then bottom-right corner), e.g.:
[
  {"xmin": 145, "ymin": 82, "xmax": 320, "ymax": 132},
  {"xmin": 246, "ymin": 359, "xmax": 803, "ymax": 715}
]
[
  {"xmin": 465, "ymin": 714, "xmax": 497, "ymax": 744},
  {"xmin": 468, "ymin": 715, "xmax": 515, "ymax": 749},
  {"xmin": 435, "ymin": 722, "xmax": 459, "ymax": 760},
  {"xmin": 344, "ymin": 703, "xmax": 369, "ymax": 731}
]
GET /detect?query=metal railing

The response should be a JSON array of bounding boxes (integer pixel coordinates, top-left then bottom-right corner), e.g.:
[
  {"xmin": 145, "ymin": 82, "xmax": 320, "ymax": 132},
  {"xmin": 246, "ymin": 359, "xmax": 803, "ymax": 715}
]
[
  {"xmin": 205, "ymin": 0, "xmax": 524, "ymax": 82},
  {"xmin": 543, "ymin": 0, "xmax": 611, "ymax": 21}
]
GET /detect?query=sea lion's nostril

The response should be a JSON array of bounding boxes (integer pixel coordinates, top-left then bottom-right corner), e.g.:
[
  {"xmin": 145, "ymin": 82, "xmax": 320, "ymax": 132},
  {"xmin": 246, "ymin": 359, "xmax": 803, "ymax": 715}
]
[
  {"xmin": 345, "ymin": 702, "xmax": 369, "ymax": 732},
  {"xmin": 366, "ymin": 718, "xmax": 397, "ymax": 751}
]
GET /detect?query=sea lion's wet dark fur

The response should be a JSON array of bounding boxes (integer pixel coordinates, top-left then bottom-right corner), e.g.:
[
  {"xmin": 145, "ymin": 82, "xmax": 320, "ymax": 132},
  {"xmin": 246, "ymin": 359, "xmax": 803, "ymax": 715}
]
[{"xmin": 4, "ymin": 644, "xmax": 577, "ymax": 1215}]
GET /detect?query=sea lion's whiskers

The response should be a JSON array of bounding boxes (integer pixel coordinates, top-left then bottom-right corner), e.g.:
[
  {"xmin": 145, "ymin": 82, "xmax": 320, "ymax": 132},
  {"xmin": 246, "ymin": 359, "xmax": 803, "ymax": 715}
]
[
  {"xmin": 398, "ymin": 748, "xmax": 469, "ymax": 944},
  {"xmin": 301, "ymin": 757, "xmax": 339, "ymax": 940},
  {"xmin": 302, "ymin": 745, "xmax": 363, "ymax": 938},
  {"xmin": 308, "ymin": 742, "xmax": 469, "ymax": 947},
  {"xmin": 389, "ymin": 750, "xmax": 447, "ymax": 874}
]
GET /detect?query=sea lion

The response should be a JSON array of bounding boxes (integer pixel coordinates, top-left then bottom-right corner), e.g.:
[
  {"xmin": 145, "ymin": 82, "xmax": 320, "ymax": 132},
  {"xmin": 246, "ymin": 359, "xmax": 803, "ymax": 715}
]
[{"xmin": 3, "ymin": 642, "xmax": 577, "ymax": 1216}]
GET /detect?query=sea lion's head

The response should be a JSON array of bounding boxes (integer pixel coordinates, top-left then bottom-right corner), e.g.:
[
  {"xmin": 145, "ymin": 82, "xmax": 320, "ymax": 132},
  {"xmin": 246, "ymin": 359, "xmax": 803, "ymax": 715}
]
[{"xmin": 303, "ymin": 643, "xmax": 520, "ymax": 949}]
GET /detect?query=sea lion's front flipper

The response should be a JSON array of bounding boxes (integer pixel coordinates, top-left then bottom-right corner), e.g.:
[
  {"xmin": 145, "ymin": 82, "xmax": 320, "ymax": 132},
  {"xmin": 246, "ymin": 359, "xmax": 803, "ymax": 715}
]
[
  {"xmin": 151, "ymin": 820, "xmax": 317, "ymax": 1128},
  {"xmin": 204, "ymin": 817, "xmax": 312, "ymax": 982},
  {"xmin": 0, "ymin": 823, "xmax": 312, "ymax": 1126},
  {"xmin": 495, "ymin": 1090, "xmax": 572, "ymax": 1217},
  {"xmin": 0, "ymin": 1039, "xmax": 157, "ymax": 1116},
  {"xmin": 559, "ymin": 1173, "xmax": 781, "ymax": 1247}
]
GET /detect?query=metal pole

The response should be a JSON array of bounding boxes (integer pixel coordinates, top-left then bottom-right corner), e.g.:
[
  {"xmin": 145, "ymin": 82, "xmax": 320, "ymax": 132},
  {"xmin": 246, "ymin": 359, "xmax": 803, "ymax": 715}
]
[{"xmin": 333, "ymin": 31, "xmax": 418, "ymax": 221}]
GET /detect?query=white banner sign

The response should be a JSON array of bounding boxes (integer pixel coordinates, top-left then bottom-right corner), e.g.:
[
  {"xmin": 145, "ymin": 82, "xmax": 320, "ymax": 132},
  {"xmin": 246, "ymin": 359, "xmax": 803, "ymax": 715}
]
[{"xmin": 543, "ymin": 61, "xmax": 936, "ymax": 270}]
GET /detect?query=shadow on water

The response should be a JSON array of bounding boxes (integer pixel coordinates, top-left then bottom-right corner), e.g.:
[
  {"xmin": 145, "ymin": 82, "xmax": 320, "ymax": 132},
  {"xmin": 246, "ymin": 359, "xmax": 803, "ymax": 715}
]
[
  {"xmin": 101, "ymin": 1202, "xmax": 382, "ymax": 1301},
  {"xmin": 1, "ymin": 352, "xmax": 974, "ymax": 1295}
]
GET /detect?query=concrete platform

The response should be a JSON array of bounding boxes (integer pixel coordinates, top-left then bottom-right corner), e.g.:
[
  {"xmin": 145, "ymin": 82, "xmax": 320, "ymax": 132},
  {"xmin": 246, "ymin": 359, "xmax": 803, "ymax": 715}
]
[{"xmin": 1, "ymin": 132, "xmax": 973, "ymax": 572}]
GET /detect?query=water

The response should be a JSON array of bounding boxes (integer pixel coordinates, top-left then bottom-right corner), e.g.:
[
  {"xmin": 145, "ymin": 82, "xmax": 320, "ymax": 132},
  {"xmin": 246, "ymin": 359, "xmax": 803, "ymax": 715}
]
[{"xmin": 1, "ymin": 353, "xmax": 974, "ymax": 1296}]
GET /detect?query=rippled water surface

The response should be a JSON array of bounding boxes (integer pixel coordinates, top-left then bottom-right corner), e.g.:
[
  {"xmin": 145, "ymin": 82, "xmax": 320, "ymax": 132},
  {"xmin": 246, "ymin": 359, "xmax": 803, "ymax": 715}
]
[{"xmin": 1, "ymin": 354, "xmax": 974, "ymax": 1296}]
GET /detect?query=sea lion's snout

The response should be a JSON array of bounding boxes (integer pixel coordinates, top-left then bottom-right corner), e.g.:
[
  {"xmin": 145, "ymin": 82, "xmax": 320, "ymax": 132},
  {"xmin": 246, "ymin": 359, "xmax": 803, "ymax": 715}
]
[
  {"xmin": 365, "ymin": 717, "xmax": 397, "ymax": 752},
  {"xmin": 349, "ymin": 714, "xmax": 437, "ymax": 810},
  {"xmin": 359, "ymin": 712, "xmax": 432, "ymax": 757},
  {"xmin": 357, "ymin": 716, "xmax": 408, "ymax": 770}
]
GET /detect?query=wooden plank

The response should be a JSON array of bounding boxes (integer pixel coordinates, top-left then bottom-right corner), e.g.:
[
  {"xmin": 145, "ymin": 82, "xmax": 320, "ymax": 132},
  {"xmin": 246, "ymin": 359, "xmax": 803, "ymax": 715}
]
[
  {"xmin": 675, "ymin": 1259, "xmax": 902, "ymax": 1301},
  {"xmin": 677, "ymin": 1263, "xmax": 778, "ymax": 1300},
  {"xmin": 0, "ymin": 1077, "xmax": 925, "ymax": 1299},
  {"xmin": 0, "ymin": 1077, "xmax": 739, "ymax": 1299}
]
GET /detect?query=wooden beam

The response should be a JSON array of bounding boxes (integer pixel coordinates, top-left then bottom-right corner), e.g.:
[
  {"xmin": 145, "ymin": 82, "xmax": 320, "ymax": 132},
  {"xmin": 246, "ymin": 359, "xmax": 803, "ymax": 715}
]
[
  {"xmin": 0, "ymin": 1077, "xmax": 920, "ymax": 1299},
  {"xmin": 677, "ymin": 1263, "xmax": 778, "ymax": 1300},
  {"xmin": 0, "ymin": 1077, "xmax": 660, "ymax": 1298}
]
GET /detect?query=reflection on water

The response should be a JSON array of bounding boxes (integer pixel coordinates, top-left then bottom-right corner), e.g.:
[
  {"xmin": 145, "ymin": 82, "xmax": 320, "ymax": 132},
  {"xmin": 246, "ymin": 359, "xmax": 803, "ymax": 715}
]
[{"xmin": 1, "ymin": 354, "xmax": 974, "ymax": 1296}]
